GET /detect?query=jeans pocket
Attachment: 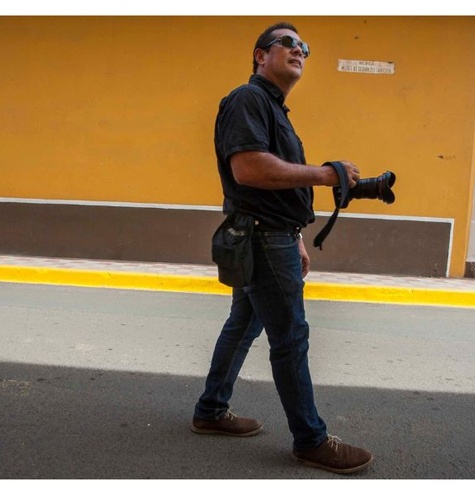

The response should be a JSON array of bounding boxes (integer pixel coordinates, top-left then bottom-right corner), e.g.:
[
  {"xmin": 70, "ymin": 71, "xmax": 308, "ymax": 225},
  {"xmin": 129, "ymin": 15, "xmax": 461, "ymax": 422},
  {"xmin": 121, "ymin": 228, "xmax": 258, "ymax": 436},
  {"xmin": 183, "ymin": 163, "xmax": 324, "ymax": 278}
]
[{"xmin": 262, "ymin": 232, "xmax": 296, "ymax": 249}]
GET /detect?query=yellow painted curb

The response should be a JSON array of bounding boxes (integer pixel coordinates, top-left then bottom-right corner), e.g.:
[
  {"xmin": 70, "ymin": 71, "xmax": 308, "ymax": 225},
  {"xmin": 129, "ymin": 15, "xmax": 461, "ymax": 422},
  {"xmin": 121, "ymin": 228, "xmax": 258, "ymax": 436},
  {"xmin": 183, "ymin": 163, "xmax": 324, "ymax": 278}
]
[
  {"xmin": 303, "ymin": 282, "xmax": 475, "ymax": 307},
  {"xmin": 0, "ymin": 265, "xmax": 231, "ymax": 295},
  {"xmin": 0, "ymin": 265, "xmax": 474, "ymax": 308}
]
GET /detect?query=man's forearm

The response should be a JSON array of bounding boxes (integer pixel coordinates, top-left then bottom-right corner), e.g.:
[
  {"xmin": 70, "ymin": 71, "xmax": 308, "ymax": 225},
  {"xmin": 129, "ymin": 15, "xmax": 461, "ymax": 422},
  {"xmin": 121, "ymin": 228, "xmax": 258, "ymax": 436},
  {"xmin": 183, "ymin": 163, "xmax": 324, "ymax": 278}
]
[{"xmin": 230, "ymin": 151, "xmax": 348, "ymax": 189}]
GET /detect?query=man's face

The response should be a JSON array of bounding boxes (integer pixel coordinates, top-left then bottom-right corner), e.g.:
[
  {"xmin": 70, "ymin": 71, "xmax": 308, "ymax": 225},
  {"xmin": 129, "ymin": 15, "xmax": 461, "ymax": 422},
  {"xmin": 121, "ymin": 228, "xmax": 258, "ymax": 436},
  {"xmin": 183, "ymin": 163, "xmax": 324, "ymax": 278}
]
[{"xmin": 256, "ymin": 28, "xmax": 308, "ymax": 85}]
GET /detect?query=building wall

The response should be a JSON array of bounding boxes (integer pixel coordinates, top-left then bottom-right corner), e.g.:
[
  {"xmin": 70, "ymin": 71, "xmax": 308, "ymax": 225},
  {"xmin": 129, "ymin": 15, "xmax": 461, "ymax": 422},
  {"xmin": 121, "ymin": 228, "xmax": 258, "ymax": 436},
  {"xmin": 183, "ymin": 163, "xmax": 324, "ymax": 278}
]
[
  {"xmin": 1, "ymin": 16, "xmax": 474, "ymax": 276},
  {"xmin": 467, "ymin": 127, "xmax": 475, "ymax": 276}
]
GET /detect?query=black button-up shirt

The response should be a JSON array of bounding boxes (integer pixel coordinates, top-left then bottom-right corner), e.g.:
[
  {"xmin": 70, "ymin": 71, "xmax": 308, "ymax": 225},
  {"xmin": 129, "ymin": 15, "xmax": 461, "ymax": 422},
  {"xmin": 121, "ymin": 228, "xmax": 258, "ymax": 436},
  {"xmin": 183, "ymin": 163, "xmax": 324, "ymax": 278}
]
[{"xmin": 214, "ymin": 74, "xmax": 315, "ymax": 229}]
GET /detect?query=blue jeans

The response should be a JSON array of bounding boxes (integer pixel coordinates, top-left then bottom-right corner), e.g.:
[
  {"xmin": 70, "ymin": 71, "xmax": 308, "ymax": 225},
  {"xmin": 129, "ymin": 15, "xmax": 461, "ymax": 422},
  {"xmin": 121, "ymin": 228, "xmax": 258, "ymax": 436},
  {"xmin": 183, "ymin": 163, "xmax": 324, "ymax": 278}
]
[{"xmin": 194, "ymin": 231, "xmax": 328, "ymax": 450}]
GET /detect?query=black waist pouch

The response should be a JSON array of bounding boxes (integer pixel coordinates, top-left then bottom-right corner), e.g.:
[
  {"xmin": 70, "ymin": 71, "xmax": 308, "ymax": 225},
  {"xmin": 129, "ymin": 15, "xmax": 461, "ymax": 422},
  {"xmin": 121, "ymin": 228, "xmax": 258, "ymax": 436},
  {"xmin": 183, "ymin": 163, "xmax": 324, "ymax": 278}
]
[{"xmin": 211, "ymin": 213, "xmax": 254, "ymax": 288}]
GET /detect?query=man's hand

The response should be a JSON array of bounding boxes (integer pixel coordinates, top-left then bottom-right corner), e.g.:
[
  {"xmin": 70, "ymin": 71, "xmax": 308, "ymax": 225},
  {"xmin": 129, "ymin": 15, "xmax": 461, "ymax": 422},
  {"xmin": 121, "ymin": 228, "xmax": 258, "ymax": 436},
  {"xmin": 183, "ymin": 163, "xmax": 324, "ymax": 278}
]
[
  {"xmin": 340, "ymin": 160, "xmax": 360, "ymax": 188},
  {"xmin": 322, "ymin": 160, "xmax": 360, "ymax": 188},
  {"xmin": 298, "ymin": 237, "xmax": 310, "ymax": 278}
]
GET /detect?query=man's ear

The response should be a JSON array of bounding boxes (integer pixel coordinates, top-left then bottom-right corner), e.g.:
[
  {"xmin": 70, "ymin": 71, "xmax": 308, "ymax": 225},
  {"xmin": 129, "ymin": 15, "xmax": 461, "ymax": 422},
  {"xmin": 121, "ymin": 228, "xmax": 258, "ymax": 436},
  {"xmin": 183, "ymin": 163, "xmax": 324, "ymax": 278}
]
[{"xmin": 254, "ymin": 48, "xmax": 266, "ymax": 68}]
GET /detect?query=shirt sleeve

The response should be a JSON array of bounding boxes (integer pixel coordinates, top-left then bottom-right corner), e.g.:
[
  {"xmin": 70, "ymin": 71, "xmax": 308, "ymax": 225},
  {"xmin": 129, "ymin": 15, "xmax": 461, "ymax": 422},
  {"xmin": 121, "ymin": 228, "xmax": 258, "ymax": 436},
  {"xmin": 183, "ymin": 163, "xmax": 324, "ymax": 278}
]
[{"xmin": 216, "ymin": 86, "xmax": 271, "ymax": 164}]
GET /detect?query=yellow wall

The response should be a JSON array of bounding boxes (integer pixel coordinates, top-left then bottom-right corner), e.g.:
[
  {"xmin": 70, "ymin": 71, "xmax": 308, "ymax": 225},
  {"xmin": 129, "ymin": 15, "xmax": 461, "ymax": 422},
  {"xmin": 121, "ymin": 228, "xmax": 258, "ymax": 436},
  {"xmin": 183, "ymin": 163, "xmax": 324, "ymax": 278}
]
[{"xmin": 1, "ymin": 16, "xmax": 475, "ymax": 276}]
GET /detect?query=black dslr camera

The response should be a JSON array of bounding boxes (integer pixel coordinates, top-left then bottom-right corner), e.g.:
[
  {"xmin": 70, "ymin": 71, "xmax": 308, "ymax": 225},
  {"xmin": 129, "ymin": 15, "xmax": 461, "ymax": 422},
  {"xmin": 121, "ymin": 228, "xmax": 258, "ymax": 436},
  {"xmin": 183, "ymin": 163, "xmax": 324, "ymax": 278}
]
[
  {"xmin": 335, "ymin": 170, "xmax": 396, "ymax": 209},
  {"xmin": 313, "ymin": 163, "xmax": 396, "ymax": 249}
]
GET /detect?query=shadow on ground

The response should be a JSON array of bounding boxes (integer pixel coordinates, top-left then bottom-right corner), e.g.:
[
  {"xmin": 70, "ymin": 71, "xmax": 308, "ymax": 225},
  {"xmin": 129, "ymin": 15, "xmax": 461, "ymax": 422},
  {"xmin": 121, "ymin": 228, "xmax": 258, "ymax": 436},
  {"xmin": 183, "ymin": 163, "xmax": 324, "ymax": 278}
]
[{"xmin": 1, "ymin": 361, "xmax": 473, "ymax": 479}]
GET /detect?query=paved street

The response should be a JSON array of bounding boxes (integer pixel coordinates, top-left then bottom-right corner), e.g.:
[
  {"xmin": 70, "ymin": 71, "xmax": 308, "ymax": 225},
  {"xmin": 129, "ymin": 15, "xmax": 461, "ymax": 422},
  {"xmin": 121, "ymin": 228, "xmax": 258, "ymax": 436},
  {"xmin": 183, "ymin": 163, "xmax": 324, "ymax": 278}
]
[{"xmin": 0, "ymin": 282, "xmax": 474, "ymax": 479}]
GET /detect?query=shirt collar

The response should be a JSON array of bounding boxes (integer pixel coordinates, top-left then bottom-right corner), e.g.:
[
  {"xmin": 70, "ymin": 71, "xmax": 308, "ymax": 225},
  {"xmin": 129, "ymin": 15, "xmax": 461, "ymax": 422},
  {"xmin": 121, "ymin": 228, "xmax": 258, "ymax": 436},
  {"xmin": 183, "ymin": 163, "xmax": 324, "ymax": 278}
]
[{"xmin": 249, "ymin": 74, "xmax": 290, "ymax": 113}]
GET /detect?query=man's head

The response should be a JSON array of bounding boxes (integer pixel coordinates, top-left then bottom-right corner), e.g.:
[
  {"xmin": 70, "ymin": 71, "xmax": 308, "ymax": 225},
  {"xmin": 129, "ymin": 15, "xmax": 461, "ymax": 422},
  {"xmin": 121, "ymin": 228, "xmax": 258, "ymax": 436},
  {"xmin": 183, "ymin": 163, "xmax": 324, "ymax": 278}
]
[{"xmin": 252, "ymin": 23, "xmax": 310, "ymax": 92}]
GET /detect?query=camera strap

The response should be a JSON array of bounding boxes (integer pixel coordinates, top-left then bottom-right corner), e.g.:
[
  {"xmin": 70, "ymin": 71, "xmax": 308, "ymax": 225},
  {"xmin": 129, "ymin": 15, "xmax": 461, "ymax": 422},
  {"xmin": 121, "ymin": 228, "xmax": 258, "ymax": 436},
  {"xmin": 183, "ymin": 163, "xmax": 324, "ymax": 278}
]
[{"xmin": 313, "ymin": 161, "xmax": 350, "ymax": 250}]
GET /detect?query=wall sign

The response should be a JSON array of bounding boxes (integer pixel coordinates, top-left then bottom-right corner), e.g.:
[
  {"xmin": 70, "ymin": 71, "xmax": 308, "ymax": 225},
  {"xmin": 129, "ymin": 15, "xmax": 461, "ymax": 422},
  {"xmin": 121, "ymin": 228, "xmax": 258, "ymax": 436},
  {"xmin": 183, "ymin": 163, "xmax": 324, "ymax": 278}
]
[{"xmin": 338, "ymin": 59, "xmax": 395, "ymax": 74}]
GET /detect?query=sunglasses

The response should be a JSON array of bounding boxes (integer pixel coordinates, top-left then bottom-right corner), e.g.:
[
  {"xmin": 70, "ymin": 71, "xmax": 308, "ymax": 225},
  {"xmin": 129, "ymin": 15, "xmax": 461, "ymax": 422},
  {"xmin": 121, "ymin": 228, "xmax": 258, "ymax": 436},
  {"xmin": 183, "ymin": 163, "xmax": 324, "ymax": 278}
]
[{"xmin": 263, "ymin": 35, "xmax": 310, "ymax": 58}]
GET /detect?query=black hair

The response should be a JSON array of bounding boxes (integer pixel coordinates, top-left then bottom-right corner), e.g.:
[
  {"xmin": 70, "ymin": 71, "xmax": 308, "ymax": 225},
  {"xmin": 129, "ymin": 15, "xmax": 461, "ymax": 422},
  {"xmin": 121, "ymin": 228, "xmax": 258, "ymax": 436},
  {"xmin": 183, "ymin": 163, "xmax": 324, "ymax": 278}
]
[{"xmin": 252, "ymin": 22, "xmax": 299, "ymax": 73}]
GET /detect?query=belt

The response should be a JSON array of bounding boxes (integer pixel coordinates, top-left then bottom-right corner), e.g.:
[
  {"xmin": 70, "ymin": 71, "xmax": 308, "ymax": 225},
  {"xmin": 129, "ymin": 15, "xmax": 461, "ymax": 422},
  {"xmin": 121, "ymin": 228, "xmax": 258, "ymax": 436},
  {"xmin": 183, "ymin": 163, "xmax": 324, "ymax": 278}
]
[{"xmin": 254, "ymin": 221, "xmax": 302, "ymax": 236}]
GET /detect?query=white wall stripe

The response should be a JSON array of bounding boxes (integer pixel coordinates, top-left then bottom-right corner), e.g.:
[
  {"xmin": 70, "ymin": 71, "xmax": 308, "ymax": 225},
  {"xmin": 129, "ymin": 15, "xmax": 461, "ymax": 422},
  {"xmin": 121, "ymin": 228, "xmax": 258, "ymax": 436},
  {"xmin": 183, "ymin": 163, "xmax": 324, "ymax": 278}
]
[
  {"xmin": 0, "ymin": 197, "xmax": 223, "ymax": 212},
  {"xmin": 0, "ymin": 197, "xmax": 455, "ymax": 224}
]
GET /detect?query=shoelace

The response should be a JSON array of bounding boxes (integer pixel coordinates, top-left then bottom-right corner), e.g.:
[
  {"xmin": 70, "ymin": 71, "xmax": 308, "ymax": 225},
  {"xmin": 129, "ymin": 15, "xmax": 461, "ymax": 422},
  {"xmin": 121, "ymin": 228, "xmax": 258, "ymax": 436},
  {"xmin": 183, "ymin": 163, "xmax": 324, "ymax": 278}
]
[
  {"xmin": 223, "ymin": 410, "xmax": 237, "ymax": 421},
  {"xmin": 327, "ymin": 434, "xmax": 343, "ymax": 452}
]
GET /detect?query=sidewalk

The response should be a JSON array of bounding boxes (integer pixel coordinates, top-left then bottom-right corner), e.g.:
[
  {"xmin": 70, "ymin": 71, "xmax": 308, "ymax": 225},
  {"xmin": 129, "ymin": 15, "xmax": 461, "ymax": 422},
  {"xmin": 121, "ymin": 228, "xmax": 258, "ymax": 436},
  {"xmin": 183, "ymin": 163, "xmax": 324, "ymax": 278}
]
[{"xmin": 0, "ymin": 254, "xmax": 474, "ymax": 307}]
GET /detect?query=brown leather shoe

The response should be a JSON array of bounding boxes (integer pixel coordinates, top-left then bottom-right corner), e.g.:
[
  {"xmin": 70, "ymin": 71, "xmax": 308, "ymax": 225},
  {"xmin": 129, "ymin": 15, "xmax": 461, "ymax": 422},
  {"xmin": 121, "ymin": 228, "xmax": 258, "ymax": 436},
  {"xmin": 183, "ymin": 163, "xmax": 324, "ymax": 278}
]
[
  {"xmin": 291, "ymin": 435, "xmax": 374, "ymax": 474},
  {"xmin": 191, "ymin": 410, "xmax": 263, "ymax": 437}
]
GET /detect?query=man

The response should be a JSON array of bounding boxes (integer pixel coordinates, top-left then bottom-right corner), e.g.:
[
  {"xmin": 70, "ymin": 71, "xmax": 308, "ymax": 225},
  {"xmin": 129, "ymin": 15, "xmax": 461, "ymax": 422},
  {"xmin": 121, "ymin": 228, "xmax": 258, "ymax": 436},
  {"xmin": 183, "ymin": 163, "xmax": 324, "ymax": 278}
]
[{"xmin": 192, "ymin": 22, "xmax": 374, "ymax": 474}]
